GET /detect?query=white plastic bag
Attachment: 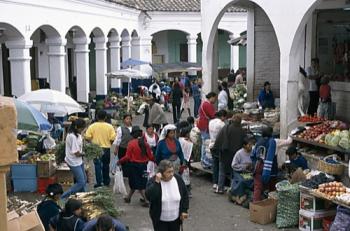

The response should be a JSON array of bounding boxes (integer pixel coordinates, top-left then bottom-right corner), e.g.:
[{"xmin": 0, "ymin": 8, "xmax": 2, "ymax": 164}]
[
  {"xmin": 110, "ymin": 155, "xmax": 118, "ymax": 175},
  {"xmin": 181, "ymin": 167, "xmax": 190, "ymax": 186},
  {"xmin": 147, "ymin": 161, "xmax": 156, "ymax": 179},
  {"xmin": 113, "ymin": 166, "xmax": 127, "ymax": 196}
]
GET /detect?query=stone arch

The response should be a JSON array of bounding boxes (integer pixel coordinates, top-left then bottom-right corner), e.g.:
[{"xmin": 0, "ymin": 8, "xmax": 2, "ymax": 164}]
[
  {"xmin": 202, "ymin": 0, "xmax": 280, "ymax": 98},
  {"xmin": 151, "ymin": 29, "xmax": 191, "ymax": 36},
  {"xmin": 121, "ymin": 29, "xmax": 130, "ymax": 39},
  {"xmin": 0, "ymin": 22, "xmax": 24, "ymax": 42},
  {"xmin": 30, "ymin": 24, "xmax": 61, "ymax": 40},
  {"xmin": 107, "ymin": 28, "xmax": 119, "ymax": 38},
  {"xmin": 0, "ymin": 22, "xmax": 25, "ymax": 96},
  {"xmin": 65, "ymin": 25, "xmax": 87, "ymax": 39},
  {"xmin": 90, "ymin": 27, "xmax": 105, "ymax": 38},
  {"xmin": 131, "ymin": 29, "xmax": 138, "ymax": 38}
]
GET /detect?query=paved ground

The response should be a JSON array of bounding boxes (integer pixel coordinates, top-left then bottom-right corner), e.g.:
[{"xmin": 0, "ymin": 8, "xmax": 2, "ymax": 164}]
[{"xmin": 115, "ymin": 108, "xmax": 299, "ymax": 231}]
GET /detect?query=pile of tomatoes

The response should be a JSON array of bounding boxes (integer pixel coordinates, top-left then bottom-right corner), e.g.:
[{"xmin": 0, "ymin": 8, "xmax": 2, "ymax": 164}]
[
  {"xmin": 298, "ymin": 115, "xmax": 325, "ymax": 123},
  {"xmin": 297, "ymin": 122, "xmax": 333, "ymax": 141}
]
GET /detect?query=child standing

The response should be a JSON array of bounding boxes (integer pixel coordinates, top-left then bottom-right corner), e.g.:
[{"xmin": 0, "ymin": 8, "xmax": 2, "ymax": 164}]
[{"xmin": 181, "ymin": 88, "xmax": 191, "ymax": 117}]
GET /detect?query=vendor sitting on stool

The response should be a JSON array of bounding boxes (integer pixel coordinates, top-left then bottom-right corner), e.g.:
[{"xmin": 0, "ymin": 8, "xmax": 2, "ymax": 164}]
[
  {"xmin": 230, "ymin": 136, "xmax": 255, "ymax": 206},
  {"xmin": 258, "ymin": 81, "xmax": 275, "ymax": 109},
  {"xmin": 286, "ymin": 146, "xmax": 308, "ymax": 170}
]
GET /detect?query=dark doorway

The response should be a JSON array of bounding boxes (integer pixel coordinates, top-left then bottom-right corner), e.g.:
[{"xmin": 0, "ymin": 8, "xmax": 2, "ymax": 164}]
[
  {"xmin": 2, "ymin": 44, "xmax": 11, "ymax": 96},
  {"xmin": 180, "ymin": 43, "xmax": 188, "ymax": 62}
]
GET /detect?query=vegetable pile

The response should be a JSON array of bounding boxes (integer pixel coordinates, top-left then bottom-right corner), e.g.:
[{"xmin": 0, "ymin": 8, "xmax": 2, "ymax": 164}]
[
  {"xmin": 301, "ymin": 172, "xmax": 333, "ymax": 189},
  {"xmin": 73, "ymin": 187, "xmax": 120, "ymax": 220},
  {"xmin": 298, "ymin": 115, "xmax": 324, "ymax": 123},
  {"xmin": 83, "ymin": 143, "xmax": 103, "ymax": 161},
  {"xmin": 276, "ymin": 180, "xmax": 300, "ymax": 228},
  {"xmin": 229, "ymin": 84, "xmax": 247, "ymax": 109}
]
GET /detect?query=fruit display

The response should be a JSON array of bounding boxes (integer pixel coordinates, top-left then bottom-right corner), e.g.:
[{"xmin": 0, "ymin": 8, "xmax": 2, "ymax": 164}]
[
  {"xmin": 297, "ymin": 122, "xmax": 334, "ymax": 141},
  {"xmin": 298, "ymin": 115, "xmax": 324, "ymax": 123},
  {"xmin": 314, "ymin": 181, "xmax": 347, "ymax": 200},
  {"xmin": 301, "ymin": 172, "xmax": 333, "ymax": 189}
]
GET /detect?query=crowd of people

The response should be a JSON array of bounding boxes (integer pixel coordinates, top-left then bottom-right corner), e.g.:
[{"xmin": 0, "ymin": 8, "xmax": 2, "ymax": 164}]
[{"xmin": 35, "ymin": 69, "xmax": 313, "ymax": 231}]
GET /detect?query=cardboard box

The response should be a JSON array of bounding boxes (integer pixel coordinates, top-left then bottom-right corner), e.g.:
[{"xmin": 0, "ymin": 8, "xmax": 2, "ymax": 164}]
[
  {"xmin": 7, "ymin": 210, "xmax": 45, "ymax": 231},
  {"xmin": 250, "ymin": 198, "xmax": 277, "ymax": 225},
  {"xmin": 0, "ymin": 96, "xmax": 18, "ymax": 166}
]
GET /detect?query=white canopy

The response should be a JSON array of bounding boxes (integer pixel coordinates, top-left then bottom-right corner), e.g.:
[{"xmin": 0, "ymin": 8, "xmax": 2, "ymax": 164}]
[{"xmin": 18, "ymin": 89, "xmax": 84, "ymax": 116}]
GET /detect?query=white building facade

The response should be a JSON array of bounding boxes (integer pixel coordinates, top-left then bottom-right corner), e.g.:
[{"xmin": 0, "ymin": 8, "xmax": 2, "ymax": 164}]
[
  {"xmin": 201, "ymin": 0, "xmax": 350, "ymax": 137},
  {"xmin": 0, "ymin": 0, "xmax": 247, "ymax": 101}
]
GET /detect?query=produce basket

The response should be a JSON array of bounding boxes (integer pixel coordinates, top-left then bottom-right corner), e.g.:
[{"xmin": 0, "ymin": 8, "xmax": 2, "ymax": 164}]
[
  {"xmin": 317, "ymin": 154, "xmax": 344, "ymax": 176},
  {"xmin": 37, "ymin": 160, "xmax": 56, "ymax": 177}
]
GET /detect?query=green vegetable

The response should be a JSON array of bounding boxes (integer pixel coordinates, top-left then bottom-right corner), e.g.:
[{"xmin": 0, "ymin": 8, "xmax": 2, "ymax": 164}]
[
  {"xmin": 340, "ymin": 130, "xmax": 349, "ymax": 139},
  {"xmin": 55, "ymin": 142, "xmax": 66, "ymax": 164},
  {"xmin": 325, "ymin": 134, "xmax": 333, "ymax": 145},
  {"xmin": 330, "ymin": 135, "xmax": 341, "ymax": 147},
  {"xmin": 339, "ymin": 138, "xmax": 350, "ymax": 150},
  {"xmin": 83, "ymin": 143, "xmax": 103, "ymax": 161}
]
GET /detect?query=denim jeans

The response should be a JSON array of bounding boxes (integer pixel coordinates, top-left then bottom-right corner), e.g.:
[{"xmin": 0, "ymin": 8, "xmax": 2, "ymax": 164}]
[
  {"xmin": 94, "ymin": 148, "xmax": 111, "ymax": 186},
  {"xmin": 200, "ymin": 131, "xmax": 211, "ymax": 167},
  {"xmin": 61, "ymin": 163, "xmax": 87, "ymax": 199},
  {"xmin": 172, "ymin": 103, "xmax": 181, "ymax": 123},
  {"xmin": 212, "ymin": 155, "xmax": 219, "ymax": 184},
  {"xmin": 193, "ymin": 97, "xmax": 201, "ymax": 118}
]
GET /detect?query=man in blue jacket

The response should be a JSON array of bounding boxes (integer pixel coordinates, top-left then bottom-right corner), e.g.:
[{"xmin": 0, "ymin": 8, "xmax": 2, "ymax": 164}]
[{"xmin": 251, "ymin": 127, "xmax": 277, "ymax": 202}]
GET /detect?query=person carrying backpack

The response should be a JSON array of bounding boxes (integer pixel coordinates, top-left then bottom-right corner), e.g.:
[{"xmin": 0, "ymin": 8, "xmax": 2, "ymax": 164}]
[{"xmin": 251, "ymin": 127, "xmax": 292, "ymax": 202}]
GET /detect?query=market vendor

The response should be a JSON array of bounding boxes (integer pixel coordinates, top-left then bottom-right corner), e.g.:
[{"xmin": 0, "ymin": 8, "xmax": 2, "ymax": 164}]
[
  {"xmin": 286, "ymin": 146, "xmax": 308, "ymax": 170},
  {"xmin": 317, "ymin": 76, "xmax": 332, "ymax": 119},
  {"xmin": 258, "ymin": 81, "xmax": 275, "ymax": 109},
  {"xmin": 306, "ymin": 58, "xmax": 321, "ymax": 115},
  {"xmin": 230, "ymin": 136, "xmax": 255, "ymax": 205}
]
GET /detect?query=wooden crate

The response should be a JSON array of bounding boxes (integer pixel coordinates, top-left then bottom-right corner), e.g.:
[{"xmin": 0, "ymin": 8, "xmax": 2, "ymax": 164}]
[
  {"xmin": 37, "ymin": 160, "xmax": 56, "ymax": 177},
  {"xmin": 55, "ymin": 167, "xmax": 74, "ymax": 185}
]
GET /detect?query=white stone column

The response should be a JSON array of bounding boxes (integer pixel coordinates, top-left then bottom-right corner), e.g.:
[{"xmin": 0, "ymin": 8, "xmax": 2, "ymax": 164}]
[
  {"xmin": 46, "ymin": 38, "xmax": 67, "ymax": 93},
  {"xmin": 131, "ymin": 36, "xmax": 141, "ymax": 60},
  {"xmin": 138, "ymin": 36, "xmax": 153, "ymax": 74},
  {"xmin": 121, "ymin": 36, "xmax": 131, "ymax": 63},
  {"xmin": 246, "ymin": 8, "xmax": 255, "ymax": 102},
  {"xmin": 229, "ymin": 34, "xmax": 239, "ymax": 72},
  {"xmin": 73, "ymin": 37, "xmax": 90, "ymax": 103},
  {"xmin": 108, "ymin": 36, "xmax": 121, "ymax": 90},
  {"xmin": 121, "ymin": 36, "xmax": 131, "ymax": 88},
  {"xmin": 187, "ymin": 34, "xmax": 197, "ymax": 76},
  {"xmin": 5, "ymin": 39, "xmax": 32, "ymax": 97},
  {"xmin": 93, "ymin": 36, "xmax": 107, "ymax": 96},
  {"xmin": 0, "ymin": 46, "xmax": 4, "ymax": 95}
]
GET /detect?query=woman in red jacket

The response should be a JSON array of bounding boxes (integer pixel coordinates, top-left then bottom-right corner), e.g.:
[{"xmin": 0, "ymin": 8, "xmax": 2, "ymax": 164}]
[
  {"xmin": 118, "ymin": 126, "xmax": 155, "ymax": 207},
  {"xmin": 197, "ymin": 92, "xmax": 217, "ymax": 168}
]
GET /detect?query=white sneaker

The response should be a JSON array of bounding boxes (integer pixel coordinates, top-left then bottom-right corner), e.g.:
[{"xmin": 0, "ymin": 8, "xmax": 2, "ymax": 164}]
[{"xmin": 212, "ymin": 184, "xmax": 218, "ymax": 189}]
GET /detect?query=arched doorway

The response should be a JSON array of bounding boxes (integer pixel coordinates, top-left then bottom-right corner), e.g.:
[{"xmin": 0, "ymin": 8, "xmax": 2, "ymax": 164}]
[
  {"xmin": 65, "ymin": 26, "xmax": 87, "ymax": 101},
  {"xmin": 90, "ymin": 27, "xmax": 106, "ymax": 99},
  {"xmin": 202, "ymin": 1, "xmax": 279, "ymax": 101},
  {"xmin": 30, "ymin": 25, "xmax": 63, "ymax": 92},
  {"xmin": 0, "ymin": 23, "xmax": 25, "ymax": 96}
]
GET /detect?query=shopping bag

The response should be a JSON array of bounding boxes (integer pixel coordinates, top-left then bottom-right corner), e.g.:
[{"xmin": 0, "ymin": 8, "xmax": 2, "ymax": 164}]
[
  {"xmin": 113, "ymin": 166, "xmax": 127, "ymax": 196},
  {"xmin": 111, "ymin": 155, "xmax": 119, "ymax": 175},
  {"xmin": 147, "ymin": 161, "xmax": 156, "ymax": 179},
  {"xmin": 181, "ymin": 167, "xmax": 190, "ymax": 186}
]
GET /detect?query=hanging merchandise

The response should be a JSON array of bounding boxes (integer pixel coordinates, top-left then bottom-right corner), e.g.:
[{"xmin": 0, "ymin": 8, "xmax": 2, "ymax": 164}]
[{"xmin": 276, "ymin": 180, "xmax": 300, "ymax": 228}]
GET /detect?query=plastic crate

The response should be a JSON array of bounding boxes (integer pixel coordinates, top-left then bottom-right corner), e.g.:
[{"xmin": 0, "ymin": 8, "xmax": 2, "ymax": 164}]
[
  {"xmin": 11, "ymin": 164, "xmax": 37, "ymax": 178},
  {"xmin": 37, "ymin": 176, "xmax": 57, "ymax": 194},
  {"xmin": 12, "ymin": 178, "xmax": 37, "ymax": 192}
]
